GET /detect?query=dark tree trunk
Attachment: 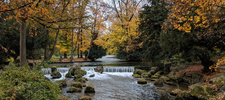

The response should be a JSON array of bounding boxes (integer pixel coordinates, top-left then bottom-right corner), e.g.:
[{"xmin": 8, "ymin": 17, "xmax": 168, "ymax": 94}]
[
  {"xmin": 80, "ymin": 29, "xmax": 83, "ymax": 58},
  {"xmin": 64, "ymin": 53, "xmax": 67, "ymax": 58},
  {"xmin": 200, "ymin": 57, "xmax": 214, "ymax": 73},
  {"xmin": 198, "ymin": 52, "xmax": 214, "ymax": 73},
  {"xmin": 48, "ymin": 28, "xmax": 60, "ymax": 60},
  {"xmin": 20, "ymin": 19, "xmax": 26, "ymax": 66},
  {"xmin": 77, "ymin": 44, "xmax": 80, "ymax": 58},
  {"xmin": 60, "ymin": 53, "xmax": 63, "ymax": 62},
  {"xmin": 70, "ymin": 29, "xmax": 74, "ymax": 62},
  {"xmin": 44, "ymin": 28, "xmax": 49, "ymax": 61}
]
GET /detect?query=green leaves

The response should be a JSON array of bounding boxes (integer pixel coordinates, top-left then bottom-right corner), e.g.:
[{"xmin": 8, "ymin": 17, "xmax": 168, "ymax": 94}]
[{"xmin": 0, "ymin": 66, "xmax": 60, "ymax": 100}]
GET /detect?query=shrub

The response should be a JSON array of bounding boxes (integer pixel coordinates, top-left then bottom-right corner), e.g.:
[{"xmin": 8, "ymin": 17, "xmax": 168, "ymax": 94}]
[
  {"xmin": 74, "ymin": 69, "xmax": 87, "ymax": 76},
  {"xmin": 133, "ymin": 69, "xmax": 146, "ymax": 75},
  {"xmin": 84, "ymin": 85, "xmax": 95, "ymax": 93},
  {"xmin": 56, "ymin": 79, "xmax": 67, "ymax": 88},
  {"xmin": 79, "ymin": 96, "xmax": 91, "ymax": 100},
  {"xmin": 71, "ymin": 82, "xmax": 83, "ymax": 88},
  {"xmin": 65, "ymin": 71, "xmax": 73, "ymax": 78},
  {"xmin": 51, "ymin": 71, "xmax": 62, "ymax": 78},
  {"xmin": 67, "ymin": 87, "xmax": 82, "ymax": 93},
  {"xmin": 0, "ymin": 66, "xmax": 60, "ymax": 100},
  {"xmin": 74, "ymin": 75, "xmax": 82, "ymax": 79},
  {"xmin": 132, "ymin": 74, "xmax": 141, "ymax": 78},
  {"xmin": 76, "ymin": 77, "xmax": 88, "ymax": 83},
  {"xmin": 137, "ymin": 78, "xmax": 147, "ymax": 84},
  {"xmin": 58, "ymin": 95, "xmax": 72, "ymax": 100}
]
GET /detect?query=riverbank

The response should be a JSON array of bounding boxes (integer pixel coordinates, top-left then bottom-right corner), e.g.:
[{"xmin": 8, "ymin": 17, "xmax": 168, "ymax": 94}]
[
  {"xmin": 27, "ymin": 58, "xmax": 92, "ymax": 64},
  {"xmin": 56, "ymin": 58, "xmax": 92, "ymax": 62},
  {"xmin": 133, "ymin": 63, "xmax": 225, "ymax": 100}
]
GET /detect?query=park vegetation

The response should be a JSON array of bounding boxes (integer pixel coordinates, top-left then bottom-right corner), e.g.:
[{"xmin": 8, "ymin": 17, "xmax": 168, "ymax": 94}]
[{"xmin": 1, "ymin": 0, "xmax": 225, "ymax": 99}]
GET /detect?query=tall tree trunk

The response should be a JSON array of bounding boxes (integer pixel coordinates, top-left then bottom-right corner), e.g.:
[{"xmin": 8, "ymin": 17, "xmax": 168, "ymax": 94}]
[
  {"xmin": 70, "ymin": 29, "xmax": 74, "ymax": 62},
  {"xmin": 20, "ymin": 19, "xmax": 26, "ymax": 66},
  {"xmin": 199, "ymin": 55, "xmax": 214, "ymax": 73},
  {"xmin": 44, "ymin": 28, "xmax": 49, "ymax": 61},
  {"xmin": 198, "ymin": 50, "xmax": 214, "ymax": 73},
  {"xmin": 48, "ymin": 28, "xmax": 60, "ymax": 60},
  {"xmin": 80, "ymin": 29, "xmax": 83, "ymax": 58},
  {"xmin": 77, "ymin": 33, "xmax": 80, "ymax": 58},
  {"xmin": 64, "ymin": 53, "xmax": 67, "ymax": 58}
]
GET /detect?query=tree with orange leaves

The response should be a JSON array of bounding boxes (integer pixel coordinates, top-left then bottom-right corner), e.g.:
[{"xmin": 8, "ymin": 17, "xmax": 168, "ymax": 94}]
[
  {"xmin": 162, "ymin": 0, "xmax": 225, "ymax": 72},
  {"xmin": 164, "ymin": 0, "xmax": 225, "ymax": 33},
  {"xmin": 0, "ymin": 0, "xmax": 87, "ymax": 65}
]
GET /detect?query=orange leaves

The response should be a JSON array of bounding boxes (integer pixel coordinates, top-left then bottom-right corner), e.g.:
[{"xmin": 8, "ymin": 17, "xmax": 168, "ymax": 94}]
[
  {"xmin": 209, "ymin": 56, "xmax": 225, "ymax": 72},
  {"xmin": 165, "ymin": 0, "xmax": 223, "ymax": 33},
  {"xmin": 194, "ymin": 16, "xmax": 200, "ymax": 23},
  {"xmin": 0, "ymin": 0, "xmax": 51, "ymax": 21}
]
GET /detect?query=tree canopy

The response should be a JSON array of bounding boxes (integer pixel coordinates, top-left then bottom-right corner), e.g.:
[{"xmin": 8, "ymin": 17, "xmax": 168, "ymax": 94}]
[{"xmin": 1, "ymin": 0, "xmax": 225, "ymax": 73}]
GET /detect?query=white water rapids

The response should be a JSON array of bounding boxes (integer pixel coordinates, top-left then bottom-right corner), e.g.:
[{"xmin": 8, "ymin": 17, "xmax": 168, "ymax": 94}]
[{"xmin": 41, "ymin": 55, "xmax": 174, "ymax": 100}]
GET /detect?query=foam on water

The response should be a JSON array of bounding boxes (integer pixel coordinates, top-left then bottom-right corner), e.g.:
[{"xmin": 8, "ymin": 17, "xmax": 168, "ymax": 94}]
[
  {"xmin": 42, "ymin": 66, "xmax": 135, "ymax": 81},
  {"xmin": 81, "ymin": 67, "xmax": 111, "ymax": 80},
  {"xmin": 81, "ymin": 66, "xmax": 135, "ymax": 80},
  {"xmin": 42, "ymin": 68, "xmax": 70, "ymax": 81}
]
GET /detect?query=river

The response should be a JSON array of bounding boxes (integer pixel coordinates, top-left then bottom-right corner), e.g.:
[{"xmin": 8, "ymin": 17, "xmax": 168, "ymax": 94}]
[{"xmin": 42, "ymin": 55, "xmax": 174, "ymax": 100}]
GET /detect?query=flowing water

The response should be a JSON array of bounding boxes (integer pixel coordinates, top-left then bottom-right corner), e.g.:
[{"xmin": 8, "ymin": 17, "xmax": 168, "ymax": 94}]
[{"xmin": 42, "ymin": 55, "xmax": 173, "ymax": 100}]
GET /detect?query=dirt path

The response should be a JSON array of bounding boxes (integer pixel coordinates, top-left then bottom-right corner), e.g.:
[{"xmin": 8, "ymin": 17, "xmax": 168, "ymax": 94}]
[
  {"xmin": 56, "ymin": 58, "xmax": 92, "ymax": 62},
  {"xmin": 27, "ymin": 58, "xmax": 92, "ymax": 63},
  {"xmin": 177, "ymin": 63, "xmax": 224, "ymax": 79}
]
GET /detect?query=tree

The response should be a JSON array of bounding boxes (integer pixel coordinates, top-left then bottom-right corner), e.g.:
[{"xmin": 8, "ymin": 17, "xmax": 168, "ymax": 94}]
[
  {"xmin": 164, "ymin": 0, "xmax": 224, "ymax": 33},
  {"xmin": 97, "ymin": 0, "xmax": 143, "ymax": 60},
  {"xmin": 75, "ymin": 0, "xmax": 89, "ymax": 58},
  {"xmin": 0, "ymin": 0, "xmax": 89, "ymax": 65},
  {"xmin": 162, "ymin": 0, "xmax": 225, "ymax": 72},
  {"xmin": 138, "ymin": 0, "xmax": 168, "ymax": 61},
  {"xmin": 0, "ymin": 11, "xmax": 47, "ymax": 63}
]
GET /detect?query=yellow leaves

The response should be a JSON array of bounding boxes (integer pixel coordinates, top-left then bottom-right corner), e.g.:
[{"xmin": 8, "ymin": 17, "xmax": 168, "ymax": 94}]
[
  {"xmin": 188, "ymin": 16, "xmax": 193, "ymax": 21},
  {"xmin": 214, "ymin": 18, "xmax": 220, "ymax": 23},
  {"xmin": 55, "ymin": 45, "xmax": 60, "ymax": 49},
  {"xmin": 194, "ymin": 16, "xmax": 200, "ymax": 23},
  {"xmin": 209, "ymin": 56, "xmax": 225, "ymax": 72},
  {"xmin": 60, "ymin": 48, "xmax": 68, "ymax": 53},
  {"xmin": 102, "ymin": 16, "xmax": 141, "ymax": 54},
  {"xmin": 165, "ymin": 0, "xmax": 223, "ymax": 33},
  {"xmin": 183, "ymin": 22, "xmax": 191, "ymax": 33},
  {"xmin": 174, "ymin": 24, "xmax": 180, "ymax": 29}
]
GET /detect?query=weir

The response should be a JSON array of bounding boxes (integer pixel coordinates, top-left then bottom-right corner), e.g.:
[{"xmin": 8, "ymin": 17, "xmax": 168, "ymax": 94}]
[
  {"xmin": 41, "ymin": 55, "xmax": 164, "ymax": 100},
  {"xmin": 103, "ymin": 67, "xmax": 134, "ymax": 72},
  {"xmin": 41, "ymin": 68, "xmax": 51, "ymax": 74},
  {"xmin": 81, "ymin": 67, "xmax": 96, "ymax": 71},
  {"xmin": 42, "ymin": 66, "xmax": 134, "ymax": 75},
  {"xmin": 41, "ymin": 68, "xmax": 69, "ymax": 75},
  {"xmin": 56, "ymin": 68, "xmax": 70, "ymax": 73},
  {"xmin": 81, "ymin": 66, "xmax": 134, "ymax": 73}
]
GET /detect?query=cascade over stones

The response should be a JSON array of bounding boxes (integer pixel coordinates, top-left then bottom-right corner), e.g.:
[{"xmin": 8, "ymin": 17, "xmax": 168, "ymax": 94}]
[
  {"xmin": 51, "ymin": 71, "xmax": 62, "ymax": 78},
  {"xmin": 94, "ymin": 66, "xmax": 103, "ymax": 73}
]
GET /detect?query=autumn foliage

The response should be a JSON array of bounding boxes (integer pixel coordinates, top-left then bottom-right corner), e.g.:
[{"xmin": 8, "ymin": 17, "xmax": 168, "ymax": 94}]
[
  {"xmin": 209, "ymin": 56, "xmax": 225, "ymax": 71},
  {"xmin": 164, "ymin": 0, "xmax": 224, "ymax": 33}
]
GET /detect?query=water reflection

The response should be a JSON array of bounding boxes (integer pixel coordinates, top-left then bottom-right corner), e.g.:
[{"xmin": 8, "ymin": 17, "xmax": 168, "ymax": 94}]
[{"xmin": 48, "ymin": 55, "xmax": 142, "ymax": 67}]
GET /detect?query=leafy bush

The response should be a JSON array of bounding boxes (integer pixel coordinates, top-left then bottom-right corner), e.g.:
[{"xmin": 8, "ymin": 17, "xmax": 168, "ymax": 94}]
[
  {"xmin": 0, "ymin": 66, "xmax": 60, "ymax": 100},
  {"xmin": 84, "ymin": 85, "xmax": 95, "ymax": 93},
  {"xmin": 71, "ymin": 82, "xmax": 83, "ymax": 88},
  {"xmin": 56, "ymin": 79, "xmax": 67, "ymax": 88},
  {"xmin": 79, "ymin": 96, "xmax": 91, "ymax": 100},
  {"xmin": 67, "ymin": 87, "xmax": 82, "ymax": 93}
]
